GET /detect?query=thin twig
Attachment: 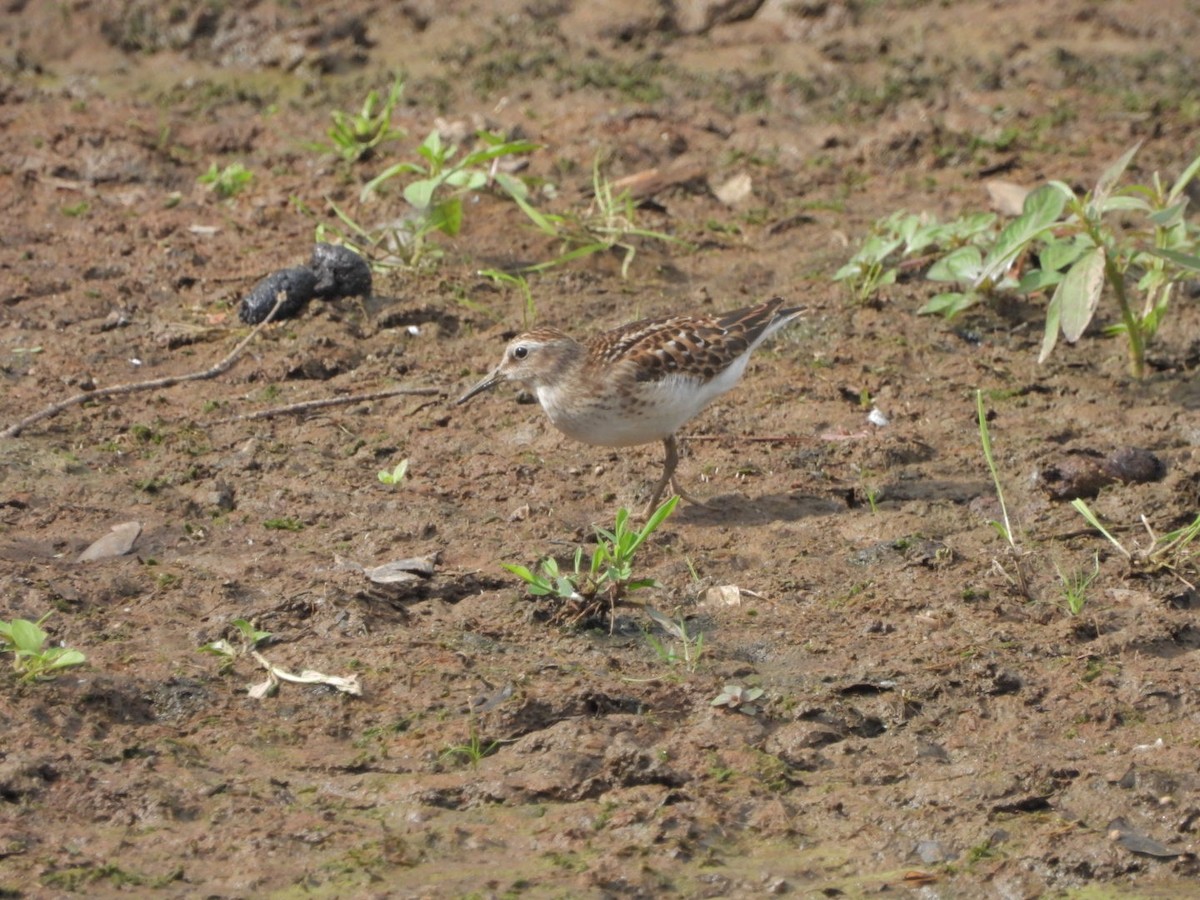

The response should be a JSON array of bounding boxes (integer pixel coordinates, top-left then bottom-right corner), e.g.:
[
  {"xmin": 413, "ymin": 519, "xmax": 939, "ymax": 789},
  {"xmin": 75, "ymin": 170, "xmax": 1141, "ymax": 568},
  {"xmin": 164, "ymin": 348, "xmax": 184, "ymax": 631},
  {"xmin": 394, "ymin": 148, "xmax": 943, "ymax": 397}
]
[
  {"xmin": 212, "ymin": 386, "xmax": 444, "ymax": 424},
  {"xmin": 3, "ymin": 295, "xmax": 285, "ymax": 439}
]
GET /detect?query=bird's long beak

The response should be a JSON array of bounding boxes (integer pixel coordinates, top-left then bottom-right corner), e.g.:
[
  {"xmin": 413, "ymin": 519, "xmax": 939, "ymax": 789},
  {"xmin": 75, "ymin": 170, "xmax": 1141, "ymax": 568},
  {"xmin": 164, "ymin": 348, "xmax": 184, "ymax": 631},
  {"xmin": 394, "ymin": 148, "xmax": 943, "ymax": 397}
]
[{"xmin": 456, "ymin": 369, "xmax": 502, "ymax": 405}]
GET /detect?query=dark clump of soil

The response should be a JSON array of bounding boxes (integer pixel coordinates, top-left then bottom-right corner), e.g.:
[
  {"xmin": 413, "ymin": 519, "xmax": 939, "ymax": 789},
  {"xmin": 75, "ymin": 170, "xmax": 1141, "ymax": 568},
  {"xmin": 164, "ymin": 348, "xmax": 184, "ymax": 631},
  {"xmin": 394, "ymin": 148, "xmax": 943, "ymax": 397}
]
[{"xmin": 2, "ymin": 1, "xmax": 1200, "ymax": 896}]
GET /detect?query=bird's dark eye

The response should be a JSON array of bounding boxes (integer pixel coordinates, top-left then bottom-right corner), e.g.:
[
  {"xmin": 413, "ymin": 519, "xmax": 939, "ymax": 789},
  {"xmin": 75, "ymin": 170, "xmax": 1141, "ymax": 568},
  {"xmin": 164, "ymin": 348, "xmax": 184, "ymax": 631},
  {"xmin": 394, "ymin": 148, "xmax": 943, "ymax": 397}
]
[{"xmin": 513, "ymin": 346, "xmax": 528, "ymax": 360}]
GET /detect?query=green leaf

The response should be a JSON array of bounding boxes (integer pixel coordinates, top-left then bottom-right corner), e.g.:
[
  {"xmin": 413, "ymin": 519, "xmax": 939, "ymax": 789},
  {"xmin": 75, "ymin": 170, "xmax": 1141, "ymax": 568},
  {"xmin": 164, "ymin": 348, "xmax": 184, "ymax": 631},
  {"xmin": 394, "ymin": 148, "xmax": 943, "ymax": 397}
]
[
  {"xmin": 1037, "ymin": 236, "xmax": 1088, "ymax": 273},
  {"xmin": 502, "ymin": 563, "xmax": 537, "ymax": 583},
  {"xmin": 1148, "ymin": 199, "xmax": 1190, "ymax": 228},
  {"xmin": 429, "ymin": 197, "xmax": 464, "ymax": 236},
  {"xmin": 1018, "ymin": 268, "xmax": 1063, "ymax": 294},
  {"xmin": 403, "ymin": 177, "xmax": 440, "ymax": 210},
  {"xmin": 1091, "ymin": 141, "xmax": 1142, "ymax": 212},
  {"xmin": 1097, "ymin": 195, "xmax": 1152, "ymax": 214},
  {"xmin": 1167, "ymin": 151, "xmax": 1200, "ymax": 202},
  {"xmin": 1058, "ymin": 245, "xmax": 1107, "ymax": 343},
  {"xmin": 917, "ymin": 291, "xmax": 977, "ymax": 318},
  {"xmin": 11, "ymin": 619, "xmax": 46, "ymax": 654},
  {"xmin": 1039, "ymin": 284, "xmax": 1062, "ymax": 364},
  {"xmin": 359, "ymin": 161, "xmax": 422, "ymax": 201},
  {"xmin": 1151, "ymin": 248, "xmax": 1200, "ymax": 272},
  {"xmin": 927, "ymin": 245, "xmax": 983, "ymax": 283},
  {"xmin": 976, "ymin": 184, "xmax": 1067, "ymax": 288},
  {"xmin": 44, "ymin": 649, "xmax": 86, "ymax": 672},
  {"xmin": 445, "ymin": 170, "xmax": 488, "ymax": 191}
]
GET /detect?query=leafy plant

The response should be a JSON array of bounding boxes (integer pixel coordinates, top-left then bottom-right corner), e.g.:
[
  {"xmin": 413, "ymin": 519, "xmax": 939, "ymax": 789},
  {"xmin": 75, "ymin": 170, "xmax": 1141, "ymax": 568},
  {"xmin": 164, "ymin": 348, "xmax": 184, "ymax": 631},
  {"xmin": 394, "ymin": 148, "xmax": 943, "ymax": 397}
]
[
  {"xmin": 359, "ymin": 129, "xmax": 539, "ymax": 267},
  {"xmin": 504, "ymin": 495, "xmax": 680, "ymax": 625},
  {"xmin": 198, "ymin": 162, "xmax": 253, "ymax": 199},
  {"xmin": 644, "ymin": 606, "xmax": 705, "ymax": 672},
  {"xmin": 511, "ymin": 156, "xmax": 689, "ymax": 279},
  {"xmin": 832, "ymin": 210, "xmax": 996, "ymax": 303},
  {"xmin": 1072, "ymin": 499, "xmax": 1200, "ymax": 587},
  {"xmin": 320, "ymin": 75, "xmax": 406, "ymax": 163},
  {"xmin": 478, "ymin": 268, "xmax": 537, "ymax": 328},
  {"xmin": 711, "ymin": 684, "xmax": 765, "ymax": 715},
  {"xmin": 1056, "ymin": 553, "xmax": 1100, "ymax": 616},
  {"xmin": 0, "ymin": 613, "xmax": 86, "ymax": 682},
  {"xmin": 977, "ymin": 390, "xmax": 1032, "ymax": 598},
  {"xmin": 199, "ymin": 618, "xmax": 272, "ymax": 675},
  {"xmin": 377, "ymin": 458, "xmax": 410, "ymax": 486},
  {"xmin": 440, "ymin": 720, "xmax": 499, "ymax": 768},
  {"xmin": 263, "ymin": 517, "xmax": 304, "ymax": 531},
  {"xmin": 839, "ymin": 146, "xmax": 1200, "ymax": 377}
]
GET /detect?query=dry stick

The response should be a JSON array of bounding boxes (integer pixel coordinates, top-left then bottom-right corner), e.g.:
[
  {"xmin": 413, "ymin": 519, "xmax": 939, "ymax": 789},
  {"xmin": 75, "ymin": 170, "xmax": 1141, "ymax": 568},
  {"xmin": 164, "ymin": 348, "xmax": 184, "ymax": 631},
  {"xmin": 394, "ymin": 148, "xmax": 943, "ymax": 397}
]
[
  {"xmin": 212, "ymin": 386, "xmax": 443, "ymax": 425},
  {"xmin": 2, "ymin": 293, "xmax": 289, "ymax": 439}
]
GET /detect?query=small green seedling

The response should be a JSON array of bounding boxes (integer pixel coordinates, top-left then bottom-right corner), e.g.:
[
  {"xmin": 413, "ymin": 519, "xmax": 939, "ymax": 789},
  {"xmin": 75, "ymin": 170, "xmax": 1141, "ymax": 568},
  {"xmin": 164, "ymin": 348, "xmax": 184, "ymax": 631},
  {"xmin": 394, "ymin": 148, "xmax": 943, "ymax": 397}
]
[
  {"xmin": 0, "ymin": 613, "xmax": 86, "ymax": 682},
  {"xmin": 1072, "ymin": 499, "xmax": 1200, "ymax": 583},
  {"xmin": 504, "ymin": 495, "xmax": 679, "ymax": 625},
  {"xmin": 644, "ymin": 606, "xmax": 705, "ymax": 672},
  {"xmin": 513, "ymin": 155, "xmax": 690, "ymax": 279},
  {"xmin": 359, "ymin": 128, "xmax": 539, "ymax": 267},
  {"xmin": 1056, "ymin": 553, "xmax": 1100, "ymax": 616},
  {"xmin": 440, "ymin": 721, "xmax": 499, "ymax": 769},
  {"xmin": 377, "ymin": 458, "xmax": 410, "ymax": 486},
  {"xmin": 977, "ymin": 390, "xmax": 1032, "ymax": 598},
  {"xmin": 711, "ymin": 684, "xmax": 765, "ymax": 715},
  {"xmin": 198, "ymin": 162, "xmax": 253, "ymax": 199},
  {"xmin": 321, "ymin": 75, "xmax": 406, "ymax": 163},
  {"xmin": 478, "ymin": 268, "xmax": 537, "ymax": 327},
  {"xmin": 839, "ymin": 146, "xmax": 1200, "ymax": 377},
  {"xmin": 833, "ymin": 209, "xmax": 997, "ymax": 304},
  {"xmin": 199, "ymin": 618, "xmax": 272, "ymax": 675}
]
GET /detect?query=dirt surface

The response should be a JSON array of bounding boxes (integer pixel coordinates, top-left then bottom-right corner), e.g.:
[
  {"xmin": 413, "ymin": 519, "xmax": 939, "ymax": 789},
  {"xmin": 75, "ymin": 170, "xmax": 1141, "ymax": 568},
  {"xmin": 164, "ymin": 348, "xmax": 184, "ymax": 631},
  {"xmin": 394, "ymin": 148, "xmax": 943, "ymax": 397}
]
[{"xmin": 3, "ymin": 1, "xmax": 1200, "ymax": 896}]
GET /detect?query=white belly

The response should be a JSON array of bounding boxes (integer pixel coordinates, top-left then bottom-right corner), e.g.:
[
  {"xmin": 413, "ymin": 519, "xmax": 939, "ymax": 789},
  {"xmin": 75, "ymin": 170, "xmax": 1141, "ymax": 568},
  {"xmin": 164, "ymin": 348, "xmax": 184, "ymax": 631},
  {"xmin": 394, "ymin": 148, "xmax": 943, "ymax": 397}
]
[{"xmin": 536, "ymin": 357, "xmax": 749, "ymax": 447}]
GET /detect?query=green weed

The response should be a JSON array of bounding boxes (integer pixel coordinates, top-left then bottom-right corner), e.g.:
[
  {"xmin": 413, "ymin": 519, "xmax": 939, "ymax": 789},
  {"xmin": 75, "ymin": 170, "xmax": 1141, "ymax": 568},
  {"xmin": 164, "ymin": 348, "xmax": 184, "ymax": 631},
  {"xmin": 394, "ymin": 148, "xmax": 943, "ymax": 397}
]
[
  {"xmin": 976, "ymin": 390, "xmax": 1032, "ymax": 598},
  {"xmin": 198, "ymin": 161, "xmax": 253, "ymax": 198},
  {"xmin": 318, "ymin": 75, "xmax": 406, "ymax": 163},
  {"xmin": 377, "ymin": 458, "xmax": 410, "ymax": 486},
  {"xmin": 843, "ymin": 146, "xmax": 1200, "ymax": 378},
  {"xmin": 440, "ymin": 720, "xmax": 498, "ymax": 768},
  {"xmin": 358, "ymin": 128, "xmax": 539, "ymax": 268},
  {"xmin": 644, "ymin": 606, "xmax": 705, "ymax": 672},
  {"xmin": 1072, "ymin": 499, "xmax": 1200, "ymax": 585},
  {"xmin": 0, "ymin": 613, "xmax": 86, "ymax": 682},
  {"xmin": 263, "ymin": 517, "xmax": 304, "ymax": 531},
  {"xmin": 512, "ymin": 156, "xmax": 689, "ymax": 279},
  {"xmin": 199, "ymin": 618, "xmax": 272, "ymax": 675},
  {"xmin": 1056, "ymin": 553, "xmax": 1100, "ymax": 616},
  {"xmin": 504, "ymin": 496, "xmax": 679, "ymax": 626},
  {"xmin": 711, "ymin": 683, "xmax": 765, "ymax": 715}
]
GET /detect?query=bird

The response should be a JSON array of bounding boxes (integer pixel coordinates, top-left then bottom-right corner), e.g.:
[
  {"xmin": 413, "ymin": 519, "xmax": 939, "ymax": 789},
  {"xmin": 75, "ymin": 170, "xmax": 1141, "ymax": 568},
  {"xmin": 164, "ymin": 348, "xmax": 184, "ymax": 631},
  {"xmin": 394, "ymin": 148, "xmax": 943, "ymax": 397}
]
[{"xmin": 457, "ymin": 296, "xmax": 804, "ymax": 514}]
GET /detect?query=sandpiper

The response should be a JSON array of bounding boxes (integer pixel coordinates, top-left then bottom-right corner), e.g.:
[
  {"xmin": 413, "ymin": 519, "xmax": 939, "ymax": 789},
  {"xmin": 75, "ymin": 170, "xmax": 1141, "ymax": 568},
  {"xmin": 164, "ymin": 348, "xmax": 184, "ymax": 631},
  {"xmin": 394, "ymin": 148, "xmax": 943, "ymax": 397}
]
[{"xmin": 457, "ymin": 296, "xmax": 804, "ymax": 513}]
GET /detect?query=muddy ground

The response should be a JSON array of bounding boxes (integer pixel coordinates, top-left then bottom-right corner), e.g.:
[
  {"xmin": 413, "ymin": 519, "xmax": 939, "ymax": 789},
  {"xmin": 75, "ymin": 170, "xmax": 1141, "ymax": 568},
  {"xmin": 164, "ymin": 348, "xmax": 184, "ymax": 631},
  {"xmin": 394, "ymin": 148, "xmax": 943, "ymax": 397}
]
[{"xmin": 2, "ymin": 1, "xmax": 1200, "ymax": 896}]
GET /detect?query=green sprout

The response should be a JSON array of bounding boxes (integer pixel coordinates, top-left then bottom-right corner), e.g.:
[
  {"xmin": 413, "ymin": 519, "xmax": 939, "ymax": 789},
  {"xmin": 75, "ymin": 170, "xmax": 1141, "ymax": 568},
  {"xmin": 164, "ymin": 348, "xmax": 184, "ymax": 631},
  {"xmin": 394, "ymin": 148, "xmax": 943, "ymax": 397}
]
[
  {"xmin": 1055, "ymin": 553, "xmax": 1100, "ymax": 617},
  {"xmin": 198, "ymin": 162, "xmax": 253, "ymax": 199},
  {"xmin": 377, "ymin": 458, "xmax": 410, "ymax": 486},
  {"xmin": 977, "ymin": 390, "xmax": 1032, "ymax": 598},
  {"xmin": 199, "ymin": 618, "xmax": 272, "ymax": 675},
  {"xmin": 711, "ymin": 684, "xmax": 765, "ymax": 715},
  {"xmin": 0, "ymin": 613, "xmax": 86, "ymax": 682},
  {"xmin": 512, "ymin": 155, "xmax": 690, "ymax": 279},
  {"xmin": 644, "ymin": 606, "xmax": 705, "ymax": 672},
  {"xmin": 504, "ymin": 495, "xmax": 679, "ymax": 625},
  {"xmin": 321, "ymin": 75, "xmax": 406, "ymax": 163}
]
